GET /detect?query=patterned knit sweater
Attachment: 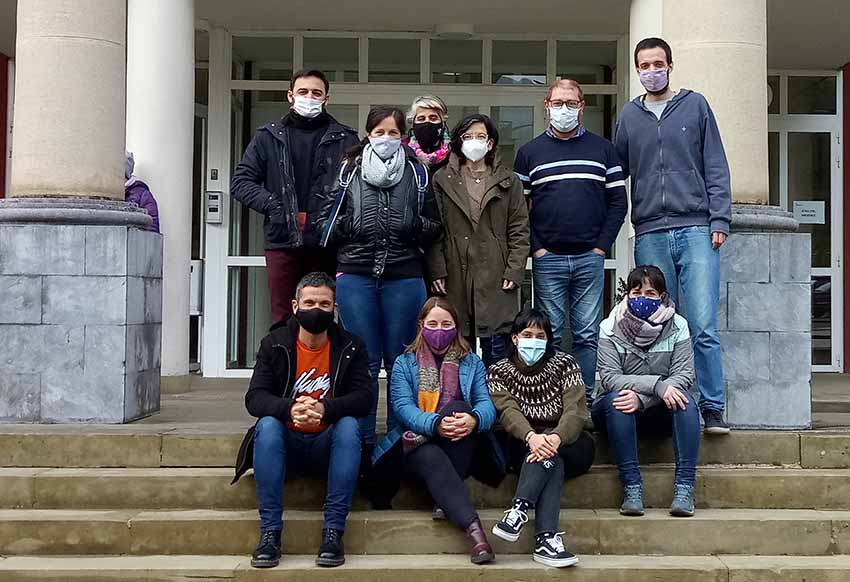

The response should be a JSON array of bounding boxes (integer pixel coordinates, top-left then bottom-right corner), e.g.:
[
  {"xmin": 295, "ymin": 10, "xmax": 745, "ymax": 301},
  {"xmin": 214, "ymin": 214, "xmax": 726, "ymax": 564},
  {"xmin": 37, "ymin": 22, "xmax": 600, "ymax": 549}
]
[{"xmin": 487, "ymin": 351, "xmax": 587, "ymax": 445}]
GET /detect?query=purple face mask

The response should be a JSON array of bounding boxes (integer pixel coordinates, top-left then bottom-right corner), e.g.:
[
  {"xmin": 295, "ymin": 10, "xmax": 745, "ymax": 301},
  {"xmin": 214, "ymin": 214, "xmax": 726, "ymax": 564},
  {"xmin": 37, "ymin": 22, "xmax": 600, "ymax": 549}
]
[
  {"xmin": 639, "ymin": 69, "xmax": 669, "ymax": 93},
  {"xmin": 422, "ymin": 327, "xmax": 457, "ymax": 353}
]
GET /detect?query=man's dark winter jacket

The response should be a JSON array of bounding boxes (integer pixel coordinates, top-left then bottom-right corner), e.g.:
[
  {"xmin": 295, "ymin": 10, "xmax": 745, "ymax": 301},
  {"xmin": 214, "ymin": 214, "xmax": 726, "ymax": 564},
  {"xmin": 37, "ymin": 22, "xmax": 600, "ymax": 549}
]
[
  {"xmin": 230, "ymin": 112, "xmax": 359, "ymax": 250},
  {"xmin": 232, "ymin": 317, "xmax": 371, "ymax": 483}
]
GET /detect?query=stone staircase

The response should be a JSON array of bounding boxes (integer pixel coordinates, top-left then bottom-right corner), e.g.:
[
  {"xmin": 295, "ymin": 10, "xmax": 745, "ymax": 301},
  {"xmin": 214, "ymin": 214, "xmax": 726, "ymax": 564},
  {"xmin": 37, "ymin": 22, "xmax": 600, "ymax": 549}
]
[{"xmin": 2, "ymin": 427, "xmax": 850, "ymax": 580}]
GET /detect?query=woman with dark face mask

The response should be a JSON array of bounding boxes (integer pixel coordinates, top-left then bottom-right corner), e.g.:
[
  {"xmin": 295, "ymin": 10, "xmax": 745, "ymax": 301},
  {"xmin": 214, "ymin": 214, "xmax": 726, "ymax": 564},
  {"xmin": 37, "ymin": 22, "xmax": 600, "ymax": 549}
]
[
  {"xmin": 316, "ymin": 106, "xmax": 442, "ymax": 449},
  {"xmin": 405, "ymin": 95, "xmax": 451, "ymax": 174}
]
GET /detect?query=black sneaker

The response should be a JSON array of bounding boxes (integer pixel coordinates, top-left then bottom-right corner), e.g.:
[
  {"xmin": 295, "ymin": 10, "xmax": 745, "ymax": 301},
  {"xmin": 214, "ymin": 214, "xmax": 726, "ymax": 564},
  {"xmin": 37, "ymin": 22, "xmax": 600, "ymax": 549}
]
[
  {"xmin": 431, "ymin": 506, "xmax": 446, "ymax": 520},
  {"xmin": 316, "ymin": 528, "xmax": 345, "ymax": 567},
  {"xmin": 533, "ymin": 532, "xmax": 579, "ymax": 568},
  {"xmin": 703, "ymin": 410, "xmax": 730, "ymax": 435},
  {"xmin": 491, "ymin": 499, "xmax": 530, "ymax": 542},
  {"xmin": 251, "ymin": 529, "xmax": 282, "ymax": 568}
]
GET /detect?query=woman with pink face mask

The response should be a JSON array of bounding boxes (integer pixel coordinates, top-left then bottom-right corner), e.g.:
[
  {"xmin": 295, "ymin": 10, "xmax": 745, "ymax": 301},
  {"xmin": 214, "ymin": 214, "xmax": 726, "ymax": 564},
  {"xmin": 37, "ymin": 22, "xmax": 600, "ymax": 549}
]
[{"xmin": 370, "ymin": 297, "xmax": 502, "ymax": 565}]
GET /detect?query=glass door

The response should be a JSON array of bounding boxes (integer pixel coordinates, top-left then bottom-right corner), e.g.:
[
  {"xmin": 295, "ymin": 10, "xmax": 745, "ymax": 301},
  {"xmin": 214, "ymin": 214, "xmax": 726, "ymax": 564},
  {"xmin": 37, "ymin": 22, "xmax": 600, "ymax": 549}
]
[
  {"xmin": 768, "ymin": 72, "xmax": 844, "ymax": 371},
  {"xmin": 202, "ymin": 28, "xmax": 627, "ymax": 376}
]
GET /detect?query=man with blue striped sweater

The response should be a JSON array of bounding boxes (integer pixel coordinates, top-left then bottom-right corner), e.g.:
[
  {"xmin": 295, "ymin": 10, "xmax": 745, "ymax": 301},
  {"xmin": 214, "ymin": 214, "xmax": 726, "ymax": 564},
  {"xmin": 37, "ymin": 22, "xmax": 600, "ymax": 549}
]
[{"xmin": 515, "ymin": 79, "xmax": 628, "ymax": 403}]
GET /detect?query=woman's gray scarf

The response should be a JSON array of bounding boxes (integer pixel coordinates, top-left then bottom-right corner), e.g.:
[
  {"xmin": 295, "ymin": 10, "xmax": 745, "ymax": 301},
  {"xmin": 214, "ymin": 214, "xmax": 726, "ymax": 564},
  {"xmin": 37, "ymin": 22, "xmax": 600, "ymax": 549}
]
[
  {"xmin": 615, "ymin": 295, "xmax": 676, "ymax": 348},
  {"xmin": 360, "ymin": 144, "xmax": 406, "ymax": 188}
]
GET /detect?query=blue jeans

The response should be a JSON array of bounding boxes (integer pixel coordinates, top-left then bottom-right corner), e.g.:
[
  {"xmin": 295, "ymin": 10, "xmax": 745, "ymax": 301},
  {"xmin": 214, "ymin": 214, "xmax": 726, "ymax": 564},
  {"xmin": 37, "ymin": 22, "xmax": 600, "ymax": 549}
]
[
  {"xmin": 591, "ymin": 391, "xmax": 700, "ymax": 487},
  {"xmin": 253, "ymin": 416, "xmax": 361, "ymax": 532},
  {"xmin": 532, "ymin": 250, "xmax": 605, "ymax": 399},
  {"xmin": 336, "ymin": 274, "xmax": 427, "ymax": 444},
  {"xmin": 475, "ymin": 333, "xmax": 510, "ymax": 368},
  {"xmin": 634, "ymin": 226, "xmax": 725, "ymax": 413}
]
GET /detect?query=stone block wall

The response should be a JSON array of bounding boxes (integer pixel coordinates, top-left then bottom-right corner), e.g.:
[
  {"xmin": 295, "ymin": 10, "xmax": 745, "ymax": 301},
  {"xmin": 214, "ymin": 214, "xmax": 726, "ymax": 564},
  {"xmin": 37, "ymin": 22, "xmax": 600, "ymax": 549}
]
[
  {"xmin": 0, "ymin": 224, "xmax": 162, "ymax": 423},
  {"xmin": 720, "ymin": 232, "xmax": 812, "ymax": 429}
]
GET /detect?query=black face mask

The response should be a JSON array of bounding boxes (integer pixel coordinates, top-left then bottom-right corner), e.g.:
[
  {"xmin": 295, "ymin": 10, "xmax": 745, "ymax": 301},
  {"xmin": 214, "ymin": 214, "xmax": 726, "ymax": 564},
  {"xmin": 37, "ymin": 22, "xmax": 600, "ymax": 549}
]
[
  {"xmin": 412, "ymin": 122, "xmax": 444, "ymax": 152},
  {"xmin": 294, "ymin": 308, "xmax": 334, "ymax": 334}
]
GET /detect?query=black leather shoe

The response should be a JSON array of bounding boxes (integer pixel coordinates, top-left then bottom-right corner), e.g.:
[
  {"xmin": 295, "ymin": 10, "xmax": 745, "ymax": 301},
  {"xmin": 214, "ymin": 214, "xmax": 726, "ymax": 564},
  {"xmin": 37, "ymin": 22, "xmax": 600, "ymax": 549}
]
[
  {"xmin": 316, "ymin": 528, "xmax": 345, "ymax": 567},
  {"xmin": 251, "ymin": 529, "xmax": 282, "ymax": 568}
]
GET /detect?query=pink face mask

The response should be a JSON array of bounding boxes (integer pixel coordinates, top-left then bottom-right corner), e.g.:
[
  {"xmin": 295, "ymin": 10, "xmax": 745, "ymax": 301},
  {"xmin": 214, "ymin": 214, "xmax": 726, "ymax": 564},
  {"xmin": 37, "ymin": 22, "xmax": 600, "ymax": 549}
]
[{"xmin": 639, "ymin": 69, "xmax": 669, "ymax": 93}]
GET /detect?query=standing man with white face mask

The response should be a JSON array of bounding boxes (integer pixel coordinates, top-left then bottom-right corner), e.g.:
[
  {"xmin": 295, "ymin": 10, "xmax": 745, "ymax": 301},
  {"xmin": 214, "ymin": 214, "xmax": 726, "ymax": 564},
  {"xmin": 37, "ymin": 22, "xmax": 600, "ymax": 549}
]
[
  {"xmin": 614, "ymin": 38, "xmax": 732, "ymax": 435},
  {"xmin": 515, "ymin": 79, "xmax": 628, "ymax": 406},
  {"xmin": 232, "ymin": 69, "xmax": 359, "ymax": 324}
]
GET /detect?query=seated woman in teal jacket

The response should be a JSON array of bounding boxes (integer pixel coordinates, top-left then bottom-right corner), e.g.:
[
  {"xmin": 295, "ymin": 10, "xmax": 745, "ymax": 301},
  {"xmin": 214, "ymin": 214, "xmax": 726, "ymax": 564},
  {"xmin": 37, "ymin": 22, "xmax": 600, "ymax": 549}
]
[{"xmin": 372, "ymin": 296, "xmax": 498, "ymax": 565}]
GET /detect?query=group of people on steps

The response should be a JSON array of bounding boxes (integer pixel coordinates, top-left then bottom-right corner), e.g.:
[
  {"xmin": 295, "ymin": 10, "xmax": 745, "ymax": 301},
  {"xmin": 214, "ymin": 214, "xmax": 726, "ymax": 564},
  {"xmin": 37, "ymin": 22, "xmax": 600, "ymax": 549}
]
[{"xmin": 229, "ymin": 36, "xmax": 732, "ymax": 569}]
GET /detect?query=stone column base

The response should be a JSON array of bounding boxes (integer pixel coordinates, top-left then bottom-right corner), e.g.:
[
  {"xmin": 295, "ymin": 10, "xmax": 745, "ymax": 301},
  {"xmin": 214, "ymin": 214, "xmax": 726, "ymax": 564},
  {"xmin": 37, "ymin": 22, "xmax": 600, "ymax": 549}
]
[
  {"xmin": 721, "ymin": 204, "xmax": 812, "ymax": 429},
  {"xmin": 0, "ymin": 200, "xmax": 162, "ymax": 423}
]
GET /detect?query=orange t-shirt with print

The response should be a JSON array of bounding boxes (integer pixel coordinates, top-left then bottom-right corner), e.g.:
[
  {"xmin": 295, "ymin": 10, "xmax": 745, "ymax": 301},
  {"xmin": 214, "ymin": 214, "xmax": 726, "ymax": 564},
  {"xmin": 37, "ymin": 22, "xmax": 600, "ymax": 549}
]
[{"xmin": 288, "ymin": 339, "xmax": 332, "ymax": 433}]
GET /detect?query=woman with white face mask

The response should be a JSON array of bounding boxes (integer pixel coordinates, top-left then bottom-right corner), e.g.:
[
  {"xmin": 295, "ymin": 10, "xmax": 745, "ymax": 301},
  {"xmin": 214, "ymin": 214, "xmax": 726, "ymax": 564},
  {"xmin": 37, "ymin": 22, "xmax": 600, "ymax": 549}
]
[
  {"xmin": 426, "ymin": 114, "xmax": 530, "ymax": 368},
  {"xmin": 486, "ymin": 307, "xmax": 594, "ymax": 568},
  {"xmin": 317, "ymin": 106, "xmax": 442, "ymax": 448}
]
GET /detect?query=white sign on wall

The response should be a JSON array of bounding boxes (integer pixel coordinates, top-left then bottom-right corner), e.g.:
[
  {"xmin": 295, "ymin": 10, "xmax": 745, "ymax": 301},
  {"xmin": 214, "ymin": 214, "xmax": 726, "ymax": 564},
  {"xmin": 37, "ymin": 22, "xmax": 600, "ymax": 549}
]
[{"xmin": 793, "ymin": 201, "xmax": 826, "ymax": 225}]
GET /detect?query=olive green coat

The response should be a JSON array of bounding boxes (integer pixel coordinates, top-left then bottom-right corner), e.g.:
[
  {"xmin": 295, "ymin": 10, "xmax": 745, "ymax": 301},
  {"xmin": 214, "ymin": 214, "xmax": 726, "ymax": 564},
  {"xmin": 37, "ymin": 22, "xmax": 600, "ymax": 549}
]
[{"xmin": 427, "ymin": 154, "xmax": 530, "ymax": 337}]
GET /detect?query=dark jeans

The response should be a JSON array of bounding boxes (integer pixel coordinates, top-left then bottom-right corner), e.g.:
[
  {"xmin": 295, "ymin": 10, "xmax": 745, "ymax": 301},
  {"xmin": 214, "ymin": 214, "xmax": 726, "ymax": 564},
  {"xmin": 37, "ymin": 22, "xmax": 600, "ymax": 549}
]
[
  {"xmin": 253, "ymin": 415, "xmax": 361, "ymax": 532},
  {"xmin": 336, "ymin": 274, "xmax": 427, "ymax": 445},
  {"xmin": 467, "ymin": 333, "xmax": 510, "ymax": 368},
  {"xmin": 505, "ymin": 431, "xmax": 595, "ymax": 534},
  {"xmin": 403, "ymin": 401, "xmax": 480, "ymax": 529},
  {"xmin": 265, "ymin": 247, "xmax": 336, "ymax": 324},
  {"xmin": 532, "ymin": 250, "xmax": 605, "ymax": 400},
  {"xmin": 591, "ymin": 391, "xmax": 700, "ymax": 487}
]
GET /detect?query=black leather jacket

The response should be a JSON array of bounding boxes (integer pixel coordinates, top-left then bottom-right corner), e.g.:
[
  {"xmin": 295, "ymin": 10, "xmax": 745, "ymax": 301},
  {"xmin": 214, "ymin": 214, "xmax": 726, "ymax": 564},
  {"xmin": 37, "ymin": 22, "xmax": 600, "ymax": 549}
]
[
  {"xmin": 319, "ymin": 149, "xmax": 442, "ymax": 279},
  {"xmin": 230, "ymin": 113, "xmax": 359, "ymax": 249}
]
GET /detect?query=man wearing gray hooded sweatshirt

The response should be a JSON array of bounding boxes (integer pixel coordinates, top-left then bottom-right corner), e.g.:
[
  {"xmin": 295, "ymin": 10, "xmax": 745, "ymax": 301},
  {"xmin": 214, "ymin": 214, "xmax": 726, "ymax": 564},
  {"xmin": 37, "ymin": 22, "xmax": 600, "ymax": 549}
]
[{"xmin": 614, "ymin": 37, "xmax": 731, "ymax": 435}]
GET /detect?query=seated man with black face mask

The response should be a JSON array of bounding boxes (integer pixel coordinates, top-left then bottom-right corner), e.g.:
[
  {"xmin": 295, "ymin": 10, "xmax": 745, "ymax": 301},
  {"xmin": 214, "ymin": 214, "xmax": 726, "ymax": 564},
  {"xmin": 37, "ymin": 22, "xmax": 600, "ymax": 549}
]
[{"xmin": 232, "ymin": 271, "xmax": 371, "ymax": 569}]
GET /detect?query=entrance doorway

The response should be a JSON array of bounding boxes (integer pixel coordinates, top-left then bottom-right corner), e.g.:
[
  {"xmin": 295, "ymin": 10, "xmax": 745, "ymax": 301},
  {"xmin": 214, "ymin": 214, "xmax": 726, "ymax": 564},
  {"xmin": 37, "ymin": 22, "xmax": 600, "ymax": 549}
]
[
  {"xmin": 201, "ymin": 29, "xmax": 630, "ymax": 377},
  {"xmin": 768, "ymin": 71, "xmax": 844, "ymax": 371}
]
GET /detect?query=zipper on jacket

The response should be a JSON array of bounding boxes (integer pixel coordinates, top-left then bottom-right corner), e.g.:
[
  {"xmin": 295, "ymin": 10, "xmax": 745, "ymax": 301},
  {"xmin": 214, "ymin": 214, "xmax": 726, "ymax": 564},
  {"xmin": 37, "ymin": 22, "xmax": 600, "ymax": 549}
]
[
  {"xmin": 272, "ymin": 343, "xmax": 293, "ymax": 396},
  {"xmin": 658, "ymin": 120, "xmax": 666, "ymax": 218},
  {"xmin": 332, "ymin": 341, "xmax": 355, "ymax": 394}
]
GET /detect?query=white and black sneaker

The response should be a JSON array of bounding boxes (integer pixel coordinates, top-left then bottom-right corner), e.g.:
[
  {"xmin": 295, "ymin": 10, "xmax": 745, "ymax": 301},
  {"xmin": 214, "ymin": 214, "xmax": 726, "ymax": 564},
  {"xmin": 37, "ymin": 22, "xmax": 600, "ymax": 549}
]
[
  {"xmin": 533, "ymin": 532, "xmax": 579, "ymax": 568},
  {"xmin": 491, "ymin": 499, "xmax": 530, "ymax": 542}
]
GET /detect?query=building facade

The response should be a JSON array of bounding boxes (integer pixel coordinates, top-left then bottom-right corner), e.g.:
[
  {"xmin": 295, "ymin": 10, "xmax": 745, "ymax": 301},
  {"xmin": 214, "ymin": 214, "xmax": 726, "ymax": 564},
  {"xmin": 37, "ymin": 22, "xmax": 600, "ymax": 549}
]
[{"xmin": 0, "ymin": 0, "xmax": 847, "ymax": 422}]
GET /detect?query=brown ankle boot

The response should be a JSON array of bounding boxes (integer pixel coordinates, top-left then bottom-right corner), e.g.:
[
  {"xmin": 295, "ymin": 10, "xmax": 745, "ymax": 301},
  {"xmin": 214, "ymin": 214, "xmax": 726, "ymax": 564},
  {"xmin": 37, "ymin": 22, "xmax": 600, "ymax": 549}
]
[{"xmin": 465, "ymin": 518, "xmax": 495, "ymax": 564}]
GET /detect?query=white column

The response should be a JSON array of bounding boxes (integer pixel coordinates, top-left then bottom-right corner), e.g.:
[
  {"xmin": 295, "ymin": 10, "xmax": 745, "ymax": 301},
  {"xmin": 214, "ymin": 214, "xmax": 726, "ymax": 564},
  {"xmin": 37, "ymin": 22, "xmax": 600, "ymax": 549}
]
[
  {"xmin": 628, "ymin": 0, "xmax": 663, "ymax": 99},
  {"xmin": 127, "ymin": 0, "xmax": 195, "ymax": 388},
  {"xmin": 628, "ymin": 0, "xmax": 769, "ymax": 204},
  {"xmin": 11, "ymin": 0, "xmax": 125, "ymax": 199}
]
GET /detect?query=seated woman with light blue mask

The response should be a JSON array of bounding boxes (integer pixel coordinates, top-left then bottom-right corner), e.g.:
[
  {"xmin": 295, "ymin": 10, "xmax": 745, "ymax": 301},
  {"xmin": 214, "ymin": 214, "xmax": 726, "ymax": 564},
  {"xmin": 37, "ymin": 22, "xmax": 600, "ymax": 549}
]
[{"xmin": 486, "ymin": 308, "xmax": 595, "ymax": 568}]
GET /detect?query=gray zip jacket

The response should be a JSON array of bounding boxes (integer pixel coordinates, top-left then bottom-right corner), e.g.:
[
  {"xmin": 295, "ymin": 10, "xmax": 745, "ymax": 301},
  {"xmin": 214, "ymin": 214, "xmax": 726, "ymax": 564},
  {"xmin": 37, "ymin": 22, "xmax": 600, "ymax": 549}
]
[
  {"xmin": 594, "ymin": 308, "xmax": 696, "ymax": 410},
  {"xmin": 614, "ymin": 89, "xmax": 732, "ymax": 236}
]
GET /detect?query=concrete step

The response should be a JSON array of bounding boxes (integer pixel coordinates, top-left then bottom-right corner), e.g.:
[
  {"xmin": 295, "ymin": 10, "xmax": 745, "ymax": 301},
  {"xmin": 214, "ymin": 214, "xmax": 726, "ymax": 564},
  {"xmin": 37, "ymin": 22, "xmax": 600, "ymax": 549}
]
[
  {"xmin": 3, "ymin": 466, "xmax": 850, "ymax": 511},
  {"xmin": 2, "ymin": 554, "xmax": 850, "ymax": 582},
  {"xmin": 1, "ymin": 508, "xmax": 848, "ymax": 557},
  {"xmin": 3, "ymin": 428, "xmax": 850, "ymax": 468}
]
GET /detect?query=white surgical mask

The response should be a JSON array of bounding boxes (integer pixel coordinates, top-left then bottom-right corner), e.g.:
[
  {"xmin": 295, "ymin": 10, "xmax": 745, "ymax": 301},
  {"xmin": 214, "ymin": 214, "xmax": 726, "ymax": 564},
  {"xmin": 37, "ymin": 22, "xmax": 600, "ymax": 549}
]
[
  {"xmin": 461, "ymin": 139, "xmax": 489, "ymax": 163},
  {"xmin": 549, "ymin": 105, "xmax": 580, "ymax": 133},
  {"xmin": 517, "ymin": 337, "xmax": 547, "ymax": 366},
  {"xmin": 368, "ymin": 136, "xmax": 402, "ymax": 160},
  {"xmin": 293, "ymin": 96, "xmax": 324, "ymax": 119}
]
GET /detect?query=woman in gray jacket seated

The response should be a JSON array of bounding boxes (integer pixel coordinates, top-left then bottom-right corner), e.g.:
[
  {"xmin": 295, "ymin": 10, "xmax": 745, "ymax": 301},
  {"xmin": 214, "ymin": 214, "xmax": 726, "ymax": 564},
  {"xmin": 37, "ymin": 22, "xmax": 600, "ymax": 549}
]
[{"xmin": 591, "ymin": 265, "xmax": 700, "ymax": 518}]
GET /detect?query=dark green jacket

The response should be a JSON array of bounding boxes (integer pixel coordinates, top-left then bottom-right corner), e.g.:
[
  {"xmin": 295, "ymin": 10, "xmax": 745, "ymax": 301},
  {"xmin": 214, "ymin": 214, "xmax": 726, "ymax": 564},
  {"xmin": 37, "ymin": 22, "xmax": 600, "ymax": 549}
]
[{"xmin": 427, "ymin": 154, "xmax": 530, "ymax": 337}]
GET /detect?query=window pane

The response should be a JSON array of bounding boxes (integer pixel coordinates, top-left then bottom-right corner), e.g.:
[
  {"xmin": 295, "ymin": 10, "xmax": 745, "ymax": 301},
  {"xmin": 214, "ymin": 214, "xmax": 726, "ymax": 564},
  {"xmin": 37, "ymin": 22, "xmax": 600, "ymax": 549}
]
[
  {"xmin": 557, "ymin": 41, "xmax": 617, "ymax": 84},
  {"xmin": 768, "ymin": 132, "xmax": 779, "ymax": 206},
  {"xmin": 446, "ymin": 105, "xmax": 479, "ymax": 127},
  {"xmin": 227, "ymin": 267, "xmax": 273, "ymax": 369},
  {"xmin": 767, "ymin": 75, "xmax": 780, "ymax": 114},
  {"xmin": 812, "ymin": 276, "xmax": 832, "ymax": 366},
  {"xmin": 492, "ymin": 41, "xmax": 546, "ymax": 85},
  {"xmin": 232, "ymin": 36, "xmax": 293, "ymax": 81},
  {"xmin": 491, "ymin": 106, "xmax": 534, "ymax": 165},
  {"xmin": 582, "ymin": 95, "xmax": 617, "ymax": 140},
  {"xmin": 369, "ymin": 39, "xmax": 420, "ymax": 83},
  {"xmin": 431, "ymin": 39, "xmax": 482, "ymax": 84},
  {"xmin": 788, "ymin": 76, "xmax": 837, "ymax": 115},
  {"xmin": 304, "ymin": 37, "xmax": 358, "ymax": 83},
  {"xmin": 326, "ymin": 104, "xmax": 360, "ymax": 131},
  {"xmin": 788, "ymin": 132, "xmax": 831, "ymax": 268}
]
